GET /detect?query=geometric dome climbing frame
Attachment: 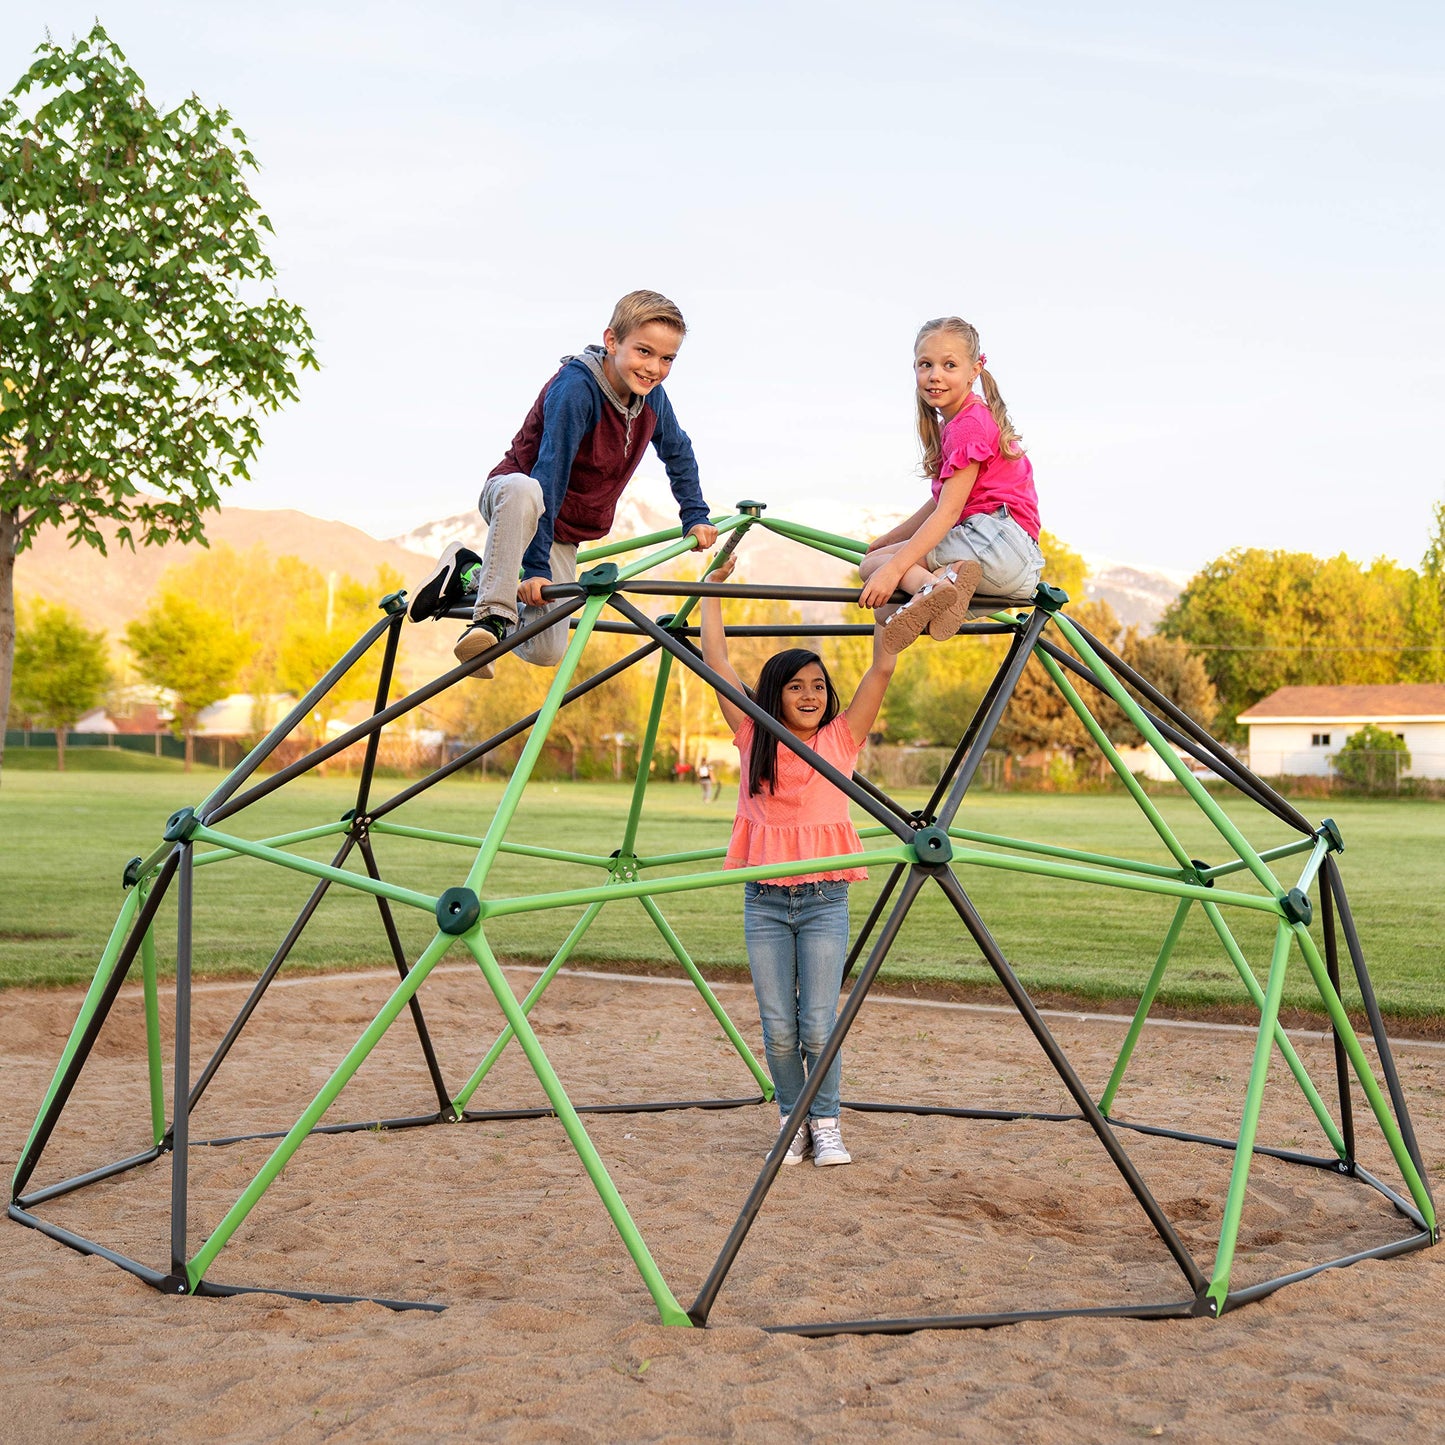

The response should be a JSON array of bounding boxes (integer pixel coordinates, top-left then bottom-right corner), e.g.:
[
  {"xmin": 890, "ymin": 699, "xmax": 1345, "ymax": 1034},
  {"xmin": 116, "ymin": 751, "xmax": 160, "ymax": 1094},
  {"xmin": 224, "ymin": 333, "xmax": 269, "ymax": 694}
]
[{"xmin": 8, "ymin": 502, "xmax": 1437, "ymax": 1333}]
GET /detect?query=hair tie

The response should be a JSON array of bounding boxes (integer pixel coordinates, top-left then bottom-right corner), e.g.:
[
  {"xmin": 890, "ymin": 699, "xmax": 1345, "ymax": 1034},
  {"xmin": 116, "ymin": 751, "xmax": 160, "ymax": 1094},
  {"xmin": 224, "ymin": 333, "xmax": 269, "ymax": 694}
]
[{"xmin": 979, "ymin": 352, "xmax": 988, "ymax": 368}]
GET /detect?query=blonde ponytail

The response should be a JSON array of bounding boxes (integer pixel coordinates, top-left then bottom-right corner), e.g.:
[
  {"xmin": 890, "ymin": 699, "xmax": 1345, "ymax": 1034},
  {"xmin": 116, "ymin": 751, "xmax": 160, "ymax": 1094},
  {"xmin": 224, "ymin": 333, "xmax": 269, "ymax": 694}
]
[{"xmin": 914, "ymin": 317, "xmax": 1025, "ymax": 473}]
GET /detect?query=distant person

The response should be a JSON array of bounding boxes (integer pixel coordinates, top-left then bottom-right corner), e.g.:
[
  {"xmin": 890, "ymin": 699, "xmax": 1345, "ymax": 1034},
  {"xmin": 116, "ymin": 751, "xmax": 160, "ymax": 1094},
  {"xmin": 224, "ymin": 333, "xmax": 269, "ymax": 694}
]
[
  {"xmin": 697, "ymin": 757, "xmax": 716, "ymax": 803},
  {"xmin": 858, "ymin": 316, "xmax": 1045, "ymax": 652},
  {"xmin": 410, "ymin": 290, "xmax": 718, "ymax": 677},
  {"xmin": 700, "ymin": 551, "xmax": 897, "ymax": 1168}
]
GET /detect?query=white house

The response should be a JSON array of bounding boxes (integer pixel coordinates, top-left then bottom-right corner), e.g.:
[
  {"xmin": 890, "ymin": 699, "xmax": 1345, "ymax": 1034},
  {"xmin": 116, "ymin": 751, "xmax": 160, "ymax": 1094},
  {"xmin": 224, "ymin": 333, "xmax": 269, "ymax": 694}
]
[{"xmin": 1237, "ymin": 684, "xmax": 1445, "ymax": 779}]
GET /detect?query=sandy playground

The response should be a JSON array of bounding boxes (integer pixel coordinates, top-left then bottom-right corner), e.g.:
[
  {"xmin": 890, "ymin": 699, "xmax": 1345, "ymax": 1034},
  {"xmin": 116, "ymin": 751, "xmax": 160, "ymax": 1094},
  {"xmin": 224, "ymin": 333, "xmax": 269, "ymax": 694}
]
[{"xmin": 2, "ymin": 962, "xmax": 1442, "ymax": 1442}]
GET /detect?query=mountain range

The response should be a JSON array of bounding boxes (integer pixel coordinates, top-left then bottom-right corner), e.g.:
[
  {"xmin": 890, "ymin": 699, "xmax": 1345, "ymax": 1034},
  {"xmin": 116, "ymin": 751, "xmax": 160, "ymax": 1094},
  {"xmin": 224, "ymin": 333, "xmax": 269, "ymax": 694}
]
[{"xmin": 16, "ymin": 479, "xmax": 1187, "ymax": 684}]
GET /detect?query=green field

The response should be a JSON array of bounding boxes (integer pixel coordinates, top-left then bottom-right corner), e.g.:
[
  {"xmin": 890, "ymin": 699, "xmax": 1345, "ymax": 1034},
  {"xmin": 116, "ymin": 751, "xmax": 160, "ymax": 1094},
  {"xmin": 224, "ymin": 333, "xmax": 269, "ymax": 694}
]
[{"xmin": 1, "ymin": 763, "xmax": 1441, "ymax": 1023}]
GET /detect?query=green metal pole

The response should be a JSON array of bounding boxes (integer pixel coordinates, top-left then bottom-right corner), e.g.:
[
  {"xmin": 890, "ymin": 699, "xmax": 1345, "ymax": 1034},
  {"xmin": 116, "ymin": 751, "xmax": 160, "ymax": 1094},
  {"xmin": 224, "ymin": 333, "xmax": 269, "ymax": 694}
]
[
  {"xmin": 139, "ymin": 892, "xmax": 166, "ymax": 1147},
  {"xmin": 12, "ymin": 888, "xmax": 141, "ymax": 1192},
  {"xmin": 618, "ymin": 645, "xmax": 675, "ymax": 860},
  {"xmin": 189, "ymin": 824, "xmax": 437, "ymax": 913},
  {"xmin": 639, "ymin": 895, "xmax": 773, "ymax": 1097},
  {"xmin": 1035, "ymin": 647, "xmax": 1198, "ymax": 874},
  {"xmin": 1290, "ymin": 924, "xmax": 1436, "ymax": 1230},
  {"xmin": 1050, "ymin": 611, "xmax": 1293, "ymax": 899},
  {"xmin": 1100, "ymin": 899, "xmax": 1192, "ymax": 1115},
  {"xmin": 186, "ymin": 930, "xmax": 457, "ymax": 1286},
  {"xmin": 451, "ymin": 900, "xmax": 607, "ymax": 1112},
  {"xmin": 757, "ymin": 515, "xmax": 867, "ymax": 559},
  {"xmin": 191, "ymin": 821, "xmax": 351, "ymax": 868},
  {"xmin": 465, "ymin": 930, "xmax": 692, "ymax": 1326},
  {"xmin": 1200, "ymin": 901, "xmax": 1346, "ymax": 1158},
  {"xmin": 464, "ymin": 594, "xmax": 606, "ymax": 893},
  {"xmin": 370, "ymin": 821, "xmax": 613, "ymax": 870},
  {"xmin": 1207, "ymin": 921, "xmax": 1293, "ymax": 1312}
]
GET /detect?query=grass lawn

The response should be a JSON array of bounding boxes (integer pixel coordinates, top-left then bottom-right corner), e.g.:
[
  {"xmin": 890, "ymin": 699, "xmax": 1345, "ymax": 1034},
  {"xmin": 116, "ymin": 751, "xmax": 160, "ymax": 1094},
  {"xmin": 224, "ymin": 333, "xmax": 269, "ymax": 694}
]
[{"xmin": 1, "ymin": 759, "xmax": 1441, "ymax": 1024}]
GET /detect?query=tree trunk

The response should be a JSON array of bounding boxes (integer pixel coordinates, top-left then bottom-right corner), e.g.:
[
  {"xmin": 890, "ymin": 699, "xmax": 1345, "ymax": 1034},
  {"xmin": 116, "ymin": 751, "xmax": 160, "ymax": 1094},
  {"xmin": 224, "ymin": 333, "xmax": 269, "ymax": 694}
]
[
  {"xmin": 56, "ymin": 727, "xmax": 66, "ymax": 772},
  {"xmin": 184, "ymin": 729, "xmax": 194, "ymax": 773},
  {"xmin": 0, "ymin": 507, "xmax": 17, "ymax": 782}
]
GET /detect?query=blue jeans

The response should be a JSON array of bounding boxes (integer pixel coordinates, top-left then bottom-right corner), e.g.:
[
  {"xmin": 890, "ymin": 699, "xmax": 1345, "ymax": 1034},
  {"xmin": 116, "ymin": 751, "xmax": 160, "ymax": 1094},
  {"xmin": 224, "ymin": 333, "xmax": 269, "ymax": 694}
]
[{"xmin": 743, "ymin": 880, "xmax": 850, "ymax": 1119}]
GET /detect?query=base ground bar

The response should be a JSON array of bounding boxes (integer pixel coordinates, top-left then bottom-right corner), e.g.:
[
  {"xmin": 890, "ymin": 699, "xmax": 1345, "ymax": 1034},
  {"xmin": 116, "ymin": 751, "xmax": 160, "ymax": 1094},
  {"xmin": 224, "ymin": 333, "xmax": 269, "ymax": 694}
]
[
  {"xmin": 1222, "ymin": 1231, "xmax": 1433, "ymax": 1310},
  {"xmin": 764, "ymin": 1298, "xmax": 1201, "ymax": 1337},
  {"xmin": 16, "ymin": 1146, "xmax": 164, "ymax": 1209},
  {"xmin": 8, "ymin": 1204, "xmax": 171, "ymax": 1290},
  {"xmin": 194, "ymin": 1279, "xmax": 446, "ymax": 1313},
  {"xmin": 189, "ymin": 1096, "xmax": 768, "ymax": 1149}
]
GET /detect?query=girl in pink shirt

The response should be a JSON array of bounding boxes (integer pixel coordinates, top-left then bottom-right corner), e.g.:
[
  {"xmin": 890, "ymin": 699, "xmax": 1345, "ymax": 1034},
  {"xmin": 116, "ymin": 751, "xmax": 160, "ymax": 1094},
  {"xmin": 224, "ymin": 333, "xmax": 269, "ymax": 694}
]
[
  {"xmin": 859, "ymin": 316, "xmax": 1045, "ymax": 653},
  {"xmin": 701, "ymin": 553, "xmax": 896, "ymax": 1168}
]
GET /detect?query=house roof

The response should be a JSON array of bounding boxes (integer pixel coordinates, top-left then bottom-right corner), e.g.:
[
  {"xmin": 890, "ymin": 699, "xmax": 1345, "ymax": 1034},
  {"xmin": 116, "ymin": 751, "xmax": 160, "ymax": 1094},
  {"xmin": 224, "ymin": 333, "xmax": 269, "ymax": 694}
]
[{"xmin": 1238, "ymin": 684, "xmax": 1445, "ymax": 724}]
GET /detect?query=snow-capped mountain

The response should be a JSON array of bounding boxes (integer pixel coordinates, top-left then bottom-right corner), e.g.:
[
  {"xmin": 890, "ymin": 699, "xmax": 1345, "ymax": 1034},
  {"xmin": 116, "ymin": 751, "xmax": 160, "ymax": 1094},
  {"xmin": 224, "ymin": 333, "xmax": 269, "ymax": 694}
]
[{"xmin": 390, "ymin": 476, "xmax": 1186, "ymax": 628}]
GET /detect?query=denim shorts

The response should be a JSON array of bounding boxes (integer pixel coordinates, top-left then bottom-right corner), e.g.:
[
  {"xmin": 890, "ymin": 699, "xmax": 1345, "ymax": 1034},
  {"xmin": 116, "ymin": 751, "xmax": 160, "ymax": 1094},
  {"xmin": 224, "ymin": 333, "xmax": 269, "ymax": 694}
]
[{"xmin": 926, "ymin": 505, "xmax": 1045, "ymax": 599}]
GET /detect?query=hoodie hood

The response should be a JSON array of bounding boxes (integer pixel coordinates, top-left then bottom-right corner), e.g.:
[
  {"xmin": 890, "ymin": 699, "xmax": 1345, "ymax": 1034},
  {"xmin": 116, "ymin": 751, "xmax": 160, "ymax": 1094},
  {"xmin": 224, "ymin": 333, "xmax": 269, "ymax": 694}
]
[{"xmin": 567, "ymin": 344, "xmax": 647, "ymax": 422}]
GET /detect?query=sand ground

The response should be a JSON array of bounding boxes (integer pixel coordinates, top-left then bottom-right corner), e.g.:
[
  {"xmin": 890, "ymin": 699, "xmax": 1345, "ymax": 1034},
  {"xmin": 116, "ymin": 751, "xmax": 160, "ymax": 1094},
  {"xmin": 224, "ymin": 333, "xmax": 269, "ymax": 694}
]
[{"xmin": 3, "ymin": 964, "xmax": 1442, "ymax": 1442}]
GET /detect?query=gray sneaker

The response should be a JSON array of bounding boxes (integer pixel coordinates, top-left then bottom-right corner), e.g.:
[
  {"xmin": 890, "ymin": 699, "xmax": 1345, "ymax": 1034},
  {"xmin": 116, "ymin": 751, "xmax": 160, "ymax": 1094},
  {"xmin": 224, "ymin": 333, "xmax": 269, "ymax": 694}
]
[
  {"xmin": 809, "ymin": 1116, "xmax": 852, "ymax": 1167},
  {"xmin": 770, "ymin": 1116, "xmax": 813, "ymax": 1166}
]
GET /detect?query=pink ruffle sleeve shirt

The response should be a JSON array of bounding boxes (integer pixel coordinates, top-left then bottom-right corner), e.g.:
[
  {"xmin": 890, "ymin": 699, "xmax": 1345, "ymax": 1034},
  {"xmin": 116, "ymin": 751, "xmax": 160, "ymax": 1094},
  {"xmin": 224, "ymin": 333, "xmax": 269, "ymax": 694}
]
[
  {"xmin": 932, "ymin": 395, "xmax": 1041, "ymax": 540},
  {"xmin": 726, "ymin": 716, "xmax": 867, "ymax": 885}
]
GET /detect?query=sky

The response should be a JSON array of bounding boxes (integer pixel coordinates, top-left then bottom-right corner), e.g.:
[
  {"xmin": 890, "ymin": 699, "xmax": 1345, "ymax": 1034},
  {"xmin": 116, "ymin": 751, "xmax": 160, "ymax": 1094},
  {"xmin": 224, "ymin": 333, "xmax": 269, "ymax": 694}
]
[{"xmin": 7, "ymin": 1, "xmax": 1443, "ymax": 575}]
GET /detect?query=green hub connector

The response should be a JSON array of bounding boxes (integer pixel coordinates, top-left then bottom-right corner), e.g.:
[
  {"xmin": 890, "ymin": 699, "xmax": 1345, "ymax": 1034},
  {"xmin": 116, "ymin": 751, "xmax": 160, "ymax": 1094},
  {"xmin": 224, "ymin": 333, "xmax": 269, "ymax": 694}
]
[
  {"xmin": 436, "ymin": 887, "xmax": 481, "ymax": 934},
  {"xmin": 912, "ymin": 826, "xmax": 953, "ymax": 865}
]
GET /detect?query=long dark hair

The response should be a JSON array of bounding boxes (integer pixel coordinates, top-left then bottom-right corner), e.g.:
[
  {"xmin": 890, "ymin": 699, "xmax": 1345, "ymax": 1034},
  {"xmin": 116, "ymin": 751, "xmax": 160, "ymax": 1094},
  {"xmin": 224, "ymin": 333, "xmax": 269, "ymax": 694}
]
[{"xmin": 748, "ymin": 648, "xmax": 841, "ymax": 796}]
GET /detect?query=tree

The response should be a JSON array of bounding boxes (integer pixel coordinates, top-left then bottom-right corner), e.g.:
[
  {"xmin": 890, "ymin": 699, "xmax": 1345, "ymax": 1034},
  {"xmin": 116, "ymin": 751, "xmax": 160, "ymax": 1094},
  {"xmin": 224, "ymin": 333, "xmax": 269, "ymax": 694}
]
[
  {"xmin": 9, "ymin": 598, "xmax": 110, "ymax": 769},
  {"xmin": 1408, "ymin": 501, "xmax": 1445, "ymax": 683},
  {"xmin": 1333, "ymin": 723, "xmax": 1410, "ymax": 791},
  {"xmin": 1159, "ymin": 549, "xmax": 1415, "ymax": 738},
  {"xmin": 125, "ymin": 595, "xmax": 248, "ymax": 770},
  {"xmin": 0, "ymin": 24, "xmax": 316, "ymax": 775}
]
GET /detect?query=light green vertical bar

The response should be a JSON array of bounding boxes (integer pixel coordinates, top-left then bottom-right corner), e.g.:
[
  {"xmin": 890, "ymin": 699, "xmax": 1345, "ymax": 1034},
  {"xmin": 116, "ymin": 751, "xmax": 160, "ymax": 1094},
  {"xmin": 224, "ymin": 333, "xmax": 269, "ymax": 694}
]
[
  {"xmin": 452, "ymin": 900, "xmax": 607, "ymax": 1112},
  {"xmin": 139, "ymin": 889, "xmax": 166, "ymax": 1147},
  {"xmin": 466, "ymin": 930, "xmax": 691, "ymax": 1327},
  {"xmin": 1290, "ymin": 923, "xmax": 1435, "ymax": 1230},
  {"xmin": 465, "ymin": 594, "xmax": 606, "ymax": 893},
  {"xmin": 1200, "ymin": 901, "xmax": 1346, "ymax": 1158},
  {"xmin": 1100, "ymin": 899, "xmax": 1192, "ymax": 1115},
  {"xmin": 619, "ymin": 648, "xmax": 675, "ymax": 860},
  {"xmin": 186, "ymin": 930, "xmax": 456, "ymax": 1286},
  {"xmin": 12, "ymin": 888, "xmax": 142, "ymax": 1191},
  {"xmin": 639, "ymin": 895, "xmax": 773, "ymax": 1098},
  {"xmin": 1208, "ymin": 922, "xmax": 1293, "ymax": 1312}
]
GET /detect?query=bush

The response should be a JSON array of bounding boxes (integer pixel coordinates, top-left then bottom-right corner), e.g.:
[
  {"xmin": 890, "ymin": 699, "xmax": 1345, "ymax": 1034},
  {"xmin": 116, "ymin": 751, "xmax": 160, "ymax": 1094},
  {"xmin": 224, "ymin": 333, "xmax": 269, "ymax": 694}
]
[{"xmin": 1334, "ymin": 725, "xmax": 1410, "ymax": 790}]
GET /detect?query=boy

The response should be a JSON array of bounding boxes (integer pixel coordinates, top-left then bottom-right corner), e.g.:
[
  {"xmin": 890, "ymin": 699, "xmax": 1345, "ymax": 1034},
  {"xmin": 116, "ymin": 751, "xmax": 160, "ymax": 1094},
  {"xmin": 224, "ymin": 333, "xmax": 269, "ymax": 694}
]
[{"xmin": 413, "ymin": 290, "xmax": 717, "ymax": 677}]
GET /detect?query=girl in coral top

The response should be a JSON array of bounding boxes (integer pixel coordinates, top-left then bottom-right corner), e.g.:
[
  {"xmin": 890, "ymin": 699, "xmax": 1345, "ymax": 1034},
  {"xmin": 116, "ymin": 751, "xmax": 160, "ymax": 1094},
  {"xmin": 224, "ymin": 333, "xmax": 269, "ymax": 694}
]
[
  {"xmin": 701, "ymin": 553, "xmax": 896, "ymax": 1167},
  {"xmin": 859, "ymin": 316, "xmax": 1046, "ymax": 653}
]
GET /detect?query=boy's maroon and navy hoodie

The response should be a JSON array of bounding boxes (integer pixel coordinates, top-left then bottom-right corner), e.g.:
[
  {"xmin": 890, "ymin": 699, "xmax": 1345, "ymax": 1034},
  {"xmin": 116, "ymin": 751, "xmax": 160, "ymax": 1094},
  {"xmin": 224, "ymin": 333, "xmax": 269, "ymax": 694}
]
[{"xmin": 488, "ymin": 345, "xmax": 711, "ymax": 581}]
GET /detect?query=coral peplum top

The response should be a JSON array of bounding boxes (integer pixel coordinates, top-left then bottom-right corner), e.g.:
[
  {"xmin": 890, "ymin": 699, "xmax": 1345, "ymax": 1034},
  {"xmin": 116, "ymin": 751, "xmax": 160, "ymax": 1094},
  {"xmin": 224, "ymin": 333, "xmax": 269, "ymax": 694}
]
[{"xmin": 726, "ymin": 716, "xmax": 868, "ymax": 885}]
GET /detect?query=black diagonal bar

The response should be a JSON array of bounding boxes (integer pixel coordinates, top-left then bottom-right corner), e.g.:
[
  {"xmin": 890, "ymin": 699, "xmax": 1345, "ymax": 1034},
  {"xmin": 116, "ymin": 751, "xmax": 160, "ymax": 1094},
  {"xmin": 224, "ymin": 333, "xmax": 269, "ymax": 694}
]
[
  {"xmin": 170, "ymin": 844, "xmax": 195, "ymax": 1277},
  {"xmin": 367, "ymin": 637, "xmax": 661, "ymax": 821},
  {"xmin": 923, "ymin": 622, "xmax": 1034, "ymax": 824},
  {"xmin": 840, "ymin": 862, "xmax": 907, "ymax": 985},
  {"xmin": 186, "ymin": 834, "xmax": 359, "ymax": 1116},
  {"xmin": 689, "ymin": 867, "xmax": 931, "ymax": 1325},
  {"xmin": 1033, "ymin": 636, "xmax": 1301, "ymax": 828},
  {"xmin": 1063, "ymin": 623, "xmax": 1316, "ymax": 835},
  {"xmin": 11, "ymin": 851, "xmax": 181, "ymax": 1199},
  {"xmin": 205, "ymin": 596, "xmax": 587, "ymax": 826},
  {"xmin": 1318, "ymin": 876, "xmax": 1356, "ymax": 1166},
  {"xmin": 352, "ymin": 609, "xmax": 405, "ymax": 820},
  {"xmin": 1324, "ymin": 856, "xmax": 1432, "ymax": 1205},
  {"xmin": 934, "ymin": 606, "xmax": 1052, "ymax": 831},
  {"xmin": 198, "ymin": 611, "xmax": 397, "ymax": 823},
  {"xmin": 933, "ymin": 867, "xmax": 1206, "ymax": 1294},
  {"xmin": 357, "ymin": 833, "xmax": 454, "ymax": 1114},
  {"xmin": 609, "ymin": 594, "xmax": 913, "ymax": 843}
]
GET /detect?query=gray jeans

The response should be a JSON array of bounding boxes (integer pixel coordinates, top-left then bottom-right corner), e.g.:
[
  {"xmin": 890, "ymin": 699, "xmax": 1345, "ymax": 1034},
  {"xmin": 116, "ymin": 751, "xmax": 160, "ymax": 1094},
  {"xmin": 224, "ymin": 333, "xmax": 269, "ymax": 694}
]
[
  {"xmin": 926, "ymin": 505, "xmax": 1044, "ymax": 599},
  {"xmin": 474, "ymin": 472, "xmax": 578, "ymax": 667}
]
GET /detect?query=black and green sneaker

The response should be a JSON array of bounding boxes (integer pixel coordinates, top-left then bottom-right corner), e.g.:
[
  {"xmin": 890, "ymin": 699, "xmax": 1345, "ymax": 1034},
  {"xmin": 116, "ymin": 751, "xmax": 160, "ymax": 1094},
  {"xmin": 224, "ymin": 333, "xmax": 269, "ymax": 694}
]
[
  {"xmin": 453, "ymin": 614, "xmax": 509, "ymax": 676},
  {"xmin": 408, "ymin": 542, "xmax": 484, "ymax": 622}
]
